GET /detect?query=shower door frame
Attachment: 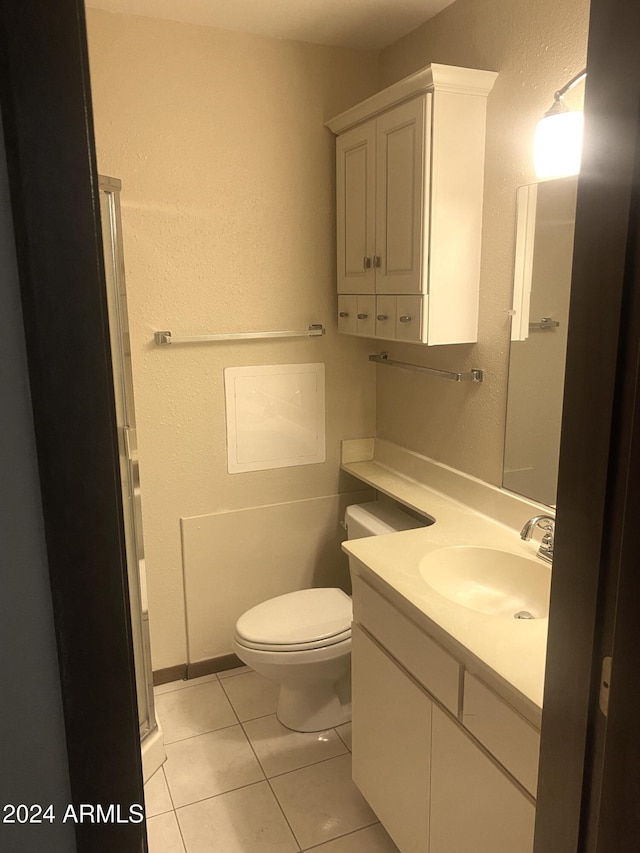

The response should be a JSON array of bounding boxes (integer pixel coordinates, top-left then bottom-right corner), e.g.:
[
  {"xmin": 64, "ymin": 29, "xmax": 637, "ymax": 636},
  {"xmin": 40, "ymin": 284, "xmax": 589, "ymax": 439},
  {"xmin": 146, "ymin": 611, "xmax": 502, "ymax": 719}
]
[{"xmin": 99, "ymin": 175, "xmax": 162, "ymax": 770}]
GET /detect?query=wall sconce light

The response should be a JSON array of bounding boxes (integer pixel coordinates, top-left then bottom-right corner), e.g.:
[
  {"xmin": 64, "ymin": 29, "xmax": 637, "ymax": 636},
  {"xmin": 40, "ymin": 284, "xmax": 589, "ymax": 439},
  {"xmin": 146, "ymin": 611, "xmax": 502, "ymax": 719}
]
[{"xmin": 533, "ymin": 68, "xmax": 587, "ymax": 179}]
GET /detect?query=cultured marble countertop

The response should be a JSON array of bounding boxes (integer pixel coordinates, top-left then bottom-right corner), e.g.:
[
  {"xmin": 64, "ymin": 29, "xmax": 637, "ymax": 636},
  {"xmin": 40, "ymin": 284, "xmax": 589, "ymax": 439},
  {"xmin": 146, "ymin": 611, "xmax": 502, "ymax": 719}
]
[{"xmin": 341, "ymin": 451, "xmax": 550, "ymax": 728}]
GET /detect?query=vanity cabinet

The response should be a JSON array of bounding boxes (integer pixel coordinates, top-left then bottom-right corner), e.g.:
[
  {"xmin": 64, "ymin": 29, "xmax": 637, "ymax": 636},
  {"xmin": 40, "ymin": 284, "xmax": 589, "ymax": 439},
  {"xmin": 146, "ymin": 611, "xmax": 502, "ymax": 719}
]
[
  {"xmin": 350, "ymin": 573, "xmax": 537, "ymax": 853},
  {"xmin": 327, "ymin": 64, "xmax": 497, "ymax": 345}
]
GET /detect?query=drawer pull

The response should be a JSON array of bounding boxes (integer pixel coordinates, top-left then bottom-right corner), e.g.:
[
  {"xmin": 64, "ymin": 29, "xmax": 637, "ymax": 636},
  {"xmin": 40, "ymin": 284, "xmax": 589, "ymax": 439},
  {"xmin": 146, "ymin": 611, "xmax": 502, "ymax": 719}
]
[
  {"xmin": 363, "ymin": 256, "xmax": 372, "ymax": 270},
  {"xmin": 357, "ymin": 313, "xmax": 368, "ymax": 320},
  {"xmin": 339, "ymin": 311, "xmax": 349, "ymax": 318},
  {"xmin": 377, "ymin": 314, "xmax": 388, "ymax": 321},
  {"xmin": 399, "ymin": 315, "xmax": 412, "ymax": 323},
  {"xmin": 373, "ymin": 255, "xmax": 382, "ymax": 268}
]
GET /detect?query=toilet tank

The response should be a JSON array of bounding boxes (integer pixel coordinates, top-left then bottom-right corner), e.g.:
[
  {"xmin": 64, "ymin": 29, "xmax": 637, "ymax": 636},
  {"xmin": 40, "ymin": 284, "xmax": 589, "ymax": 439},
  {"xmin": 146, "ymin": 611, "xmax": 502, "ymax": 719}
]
[{"xmin": 345, "ymin": 500, "xmax": 430, "ymax": 539}]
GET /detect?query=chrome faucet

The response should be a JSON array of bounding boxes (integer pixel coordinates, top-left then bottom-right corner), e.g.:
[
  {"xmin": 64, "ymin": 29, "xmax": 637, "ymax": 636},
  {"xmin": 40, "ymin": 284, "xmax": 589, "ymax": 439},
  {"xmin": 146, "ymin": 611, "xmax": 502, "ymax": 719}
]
[{"xmin": 520, "ymin": 515, "xmax": 555, "ymax": 564}]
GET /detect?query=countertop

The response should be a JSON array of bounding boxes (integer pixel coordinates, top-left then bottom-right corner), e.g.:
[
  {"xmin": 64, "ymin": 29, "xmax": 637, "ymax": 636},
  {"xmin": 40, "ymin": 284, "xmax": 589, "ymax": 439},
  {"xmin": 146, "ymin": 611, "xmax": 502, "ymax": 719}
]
[{"xmin": 340, "ymin": 441, "xmax": 551, "ymax": 728}]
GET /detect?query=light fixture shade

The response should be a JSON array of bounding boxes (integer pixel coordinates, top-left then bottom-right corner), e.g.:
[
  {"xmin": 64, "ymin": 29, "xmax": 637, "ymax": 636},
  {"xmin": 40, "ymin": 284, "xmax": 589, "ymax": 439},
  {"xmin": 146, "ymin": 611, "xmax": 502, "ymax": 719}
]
[{"xmin": 533, "ymin": 111, "xmax": 584, "ymax": 179}]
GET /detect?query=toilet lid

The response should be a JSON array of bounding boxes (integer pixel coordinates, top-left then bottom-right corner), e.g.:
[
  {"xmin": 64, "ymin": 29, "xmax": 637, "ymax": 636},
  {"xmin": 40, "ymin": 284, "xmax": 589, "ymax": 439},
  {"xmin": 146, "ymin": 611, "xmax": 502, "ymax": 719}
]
[{"xmin": 235, "ymin": 588, "xmax": 352, "ymax": 651}]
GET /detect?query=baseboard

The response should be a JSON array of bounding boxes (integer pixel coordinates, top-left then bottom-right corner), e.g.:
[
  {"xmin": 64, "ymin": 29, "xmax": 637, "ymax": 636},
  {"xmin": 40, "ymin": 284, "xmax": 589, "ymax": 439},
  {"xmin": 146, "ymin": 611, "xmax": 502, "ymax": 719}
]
[
  {"xmin": 152, "ymin": 664, "xmax": 186, "ymax": 686},
  {"xmin": 153, "ymin": 653, "xmax": 243, "ymax": 686},
  {"xmin": 187, "ymin": 654, "xmax": 243, "ymax": 679}
]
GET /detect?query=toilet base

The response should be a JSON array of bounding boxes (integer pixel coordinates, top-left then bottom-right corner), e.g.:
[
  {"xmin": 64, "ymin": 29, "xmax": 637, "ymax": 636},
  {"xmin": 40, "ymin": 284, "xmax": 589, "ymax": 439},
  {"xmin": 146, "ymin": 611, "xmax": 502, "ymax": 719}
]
[
  {"xmin": 276, "ymin": 669, "xmax": 352, "ymax": 732},
  {"xmin": 232, "ymin": 635, "xmax": 352, "ymax": 733}
]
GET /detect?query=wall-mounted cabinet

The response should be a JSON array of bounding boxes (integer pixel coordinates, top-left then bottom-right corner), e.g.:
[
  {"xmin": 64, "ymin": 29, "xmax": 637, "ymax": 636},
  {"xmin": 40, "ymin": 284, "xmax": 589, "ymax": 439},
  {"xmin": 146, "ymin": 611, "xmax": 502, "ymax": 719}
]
[{"xmin": 327, "ymin": 64, "xmax": 497, "ymax": 345}]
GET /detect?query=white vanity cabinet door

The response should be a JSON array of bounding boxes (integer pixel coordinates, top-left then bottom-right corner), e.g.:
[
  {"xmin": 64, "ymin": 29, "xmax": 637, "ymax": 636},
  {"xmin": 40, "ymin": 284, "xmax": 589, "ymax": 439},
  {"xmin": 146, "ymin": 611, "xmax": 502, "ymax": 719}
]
[
  {"xmin": 375, "ymin": 96, "xmax": 429, "ymax": 295},
  {"xmin": 352, "ymin": 624, "xmax": 431, "ymax": 853},
  {"xmin": 336, "ymin": 122, "xmax": 376, "ymax": 294},
  {"xmin": 430, "ymin": 706, "xmax": 535, "ymax": 853}
]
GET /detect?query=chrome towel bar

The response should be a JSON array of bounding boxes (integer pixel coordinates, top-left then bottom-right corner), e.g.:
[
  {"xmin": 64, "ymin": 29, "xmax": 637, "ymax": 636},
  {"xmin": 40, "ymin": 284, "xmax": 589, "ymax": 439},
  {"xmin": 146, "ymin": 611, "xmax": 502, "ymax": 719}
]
[
  {"xmin": 369, "ymin": 352, "xmax": 484, "ymax": 383},
  {"xmin": 528, "ymin": 317, "xmax": 560, "ymax": 330},
  {"xmin": 154, "ymin": 324, "xmax": 326, "ymax": 345}
]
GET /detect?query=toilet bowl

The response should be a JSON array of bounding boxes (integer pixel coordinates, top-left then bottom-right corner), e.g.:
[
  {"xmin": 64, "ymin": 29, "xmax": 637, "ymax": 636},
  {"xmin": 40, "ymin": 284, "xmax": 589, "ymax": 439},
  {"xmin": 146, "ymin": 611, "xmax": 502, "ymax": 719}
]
[{"xmin": 232, "ymin": 500, "xmax": 427, "ymax": 732}]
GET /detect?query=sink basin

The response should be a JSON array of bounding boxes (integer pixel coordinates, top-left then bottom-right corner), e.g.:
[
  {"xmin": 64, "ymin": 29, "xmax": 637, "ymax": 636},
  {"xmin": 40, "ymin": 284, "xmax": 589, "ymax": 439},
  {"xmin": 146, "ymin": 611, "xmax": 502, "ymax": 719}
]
[{"xmin": 419, "ymin": 546, "xmax": 550, "ymax": 618}]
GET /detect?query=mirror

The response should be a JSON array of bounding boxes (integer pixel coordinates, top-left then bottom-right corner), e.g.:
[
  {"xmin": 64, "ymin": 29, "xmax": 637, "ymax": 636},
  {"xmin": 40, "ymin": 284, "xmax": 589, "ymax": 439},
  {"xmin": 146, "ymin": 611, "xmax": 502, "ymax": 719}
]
[{"xmin": 503, "ymin": 176, "xmax": 579, "ymax": 506}]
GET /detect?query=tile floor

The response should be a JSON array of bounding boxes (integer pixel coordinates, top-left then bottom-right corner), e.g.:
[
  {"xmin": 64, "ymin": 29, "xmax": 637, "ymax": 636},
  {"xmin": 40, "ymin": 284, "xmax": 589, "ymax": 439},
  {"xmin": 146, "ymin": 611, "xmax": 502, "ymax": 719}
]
[{"xmin": 145, "ymin": 667, "xmax": 400, "ymax": 852}]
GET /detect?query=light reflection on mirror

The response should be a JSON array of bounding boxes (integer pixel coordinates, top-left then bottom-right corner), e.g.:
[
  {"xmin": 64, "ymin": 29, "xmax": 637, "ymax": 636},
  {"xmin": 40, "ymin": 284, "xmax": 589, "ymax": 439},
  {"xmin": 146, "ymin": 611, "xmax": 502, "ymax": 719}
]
[{"xmin": 503, "ymin": 176, "xmax": 579, "ymax": 507}]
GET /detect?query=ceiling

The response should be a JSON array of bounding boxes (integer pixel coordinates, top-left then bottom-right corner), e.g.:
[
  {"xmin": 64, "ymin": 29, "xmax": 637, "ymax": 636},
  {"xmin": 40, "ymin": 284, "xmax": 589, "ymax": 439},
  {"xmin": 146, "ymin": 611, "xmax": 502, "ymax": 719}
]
[{"xmin": 86, "ymin": 0, "xmax": 456, "ymax": 50}]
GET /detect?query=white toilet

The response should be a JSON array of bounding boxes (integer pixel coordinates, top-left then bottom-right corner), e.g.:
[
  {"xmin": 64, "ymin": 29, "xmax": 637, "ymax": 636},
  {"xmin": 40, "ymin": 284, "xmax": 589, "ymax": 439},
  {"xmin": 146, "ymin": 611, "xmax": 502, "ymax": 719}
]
[{"xmin": 232, "ymin": 500, "xmax": 426, "ymax": 732}]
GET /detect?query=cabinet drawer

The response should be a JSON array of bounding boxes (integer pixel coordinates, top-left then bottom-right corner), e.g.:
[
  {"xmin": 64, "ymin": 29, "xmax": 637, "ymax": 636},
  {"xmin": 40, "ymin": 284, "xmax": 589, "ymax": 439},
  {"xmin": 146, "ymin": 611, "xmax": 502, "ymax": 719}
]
[
  {"xmin": 337, "ymin": 295, "xmax": 357, "ymax": 334},
  {"xmin": 463, "ymin": 673, "xmax": 540, "ymax": 796},
  {"xmin": 356, "ymin": 295, "xmax": 376, "ymax": 337},
  {"xmin": 375, "ymin": 295, "xmax": 396, "ymax": 340},
  {"xmin": 352, "ymin": 574, "xmax": 460, "ymax": 714},
  {"xmin": 396, "ymin": 295, "xmax": 424, "ymax": 341}
]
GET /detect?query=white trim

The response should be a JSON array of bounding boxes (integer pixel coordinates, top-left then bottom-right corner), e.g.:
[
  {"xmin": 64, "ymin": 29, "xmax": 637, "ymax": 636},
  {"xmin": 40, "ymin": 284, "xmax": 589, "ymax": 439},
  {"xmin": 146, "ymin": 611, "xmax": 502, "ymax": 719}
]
[
  {"xmin": 511, "ymin": 184, "xmax": 537, "ymax": 341},
  {"xmin": 326, "ymin": 64, "xmax": 498, "ymax": 135}
]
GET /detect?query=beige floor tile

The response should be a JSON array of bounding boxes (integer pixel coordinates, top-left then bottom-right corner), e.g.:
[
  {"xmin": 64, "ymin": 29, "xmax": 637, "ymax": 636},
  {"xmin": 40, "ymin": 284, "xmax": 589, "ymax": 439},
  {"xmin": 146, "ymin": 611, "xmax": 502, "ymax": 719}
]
[
  {"xmin": 244, "ymin": 714, "xmax": 347, "ymax": 778},
  {"xmin": 155, "ymin": 680, "xmax": 188, "ymax": 697},
  {"xmin": 220, "ymin": 670, "xmax": 280, "ymax": 721},
  {"xmin": 144, "ymin": 767, "xmax": 174, "ymax": 818},
  {"xmin": 217, "ymin": 665, "xmax": 251, "ymax": 679},
  {"xmin": 335, "ymin": 722, "xmax": 352, "ymax": 751},
  {"xmin": 154, "ymin": 674, "xmax": 218, "ymax": 696},
  {"xmin": 146, "ymin": 811, "xmax": 186, "ymax": 853},
  {"xmin": 302, "ymin": 823, "xmax": 400, "ymax": 852},
  {"xmin": 155, "ymin": 680, "xmax": 237, "ymax": 744},
  {"xmin": 163, "ymin": 725, "xmax": 264, "ymax": 808},
  {"xmin": 270, "ymin": 754, "xmax": 376, "ymax": 849},
  {"xmin": 177, "ymin": 782, "xmax": 299, "ymax": 853}
]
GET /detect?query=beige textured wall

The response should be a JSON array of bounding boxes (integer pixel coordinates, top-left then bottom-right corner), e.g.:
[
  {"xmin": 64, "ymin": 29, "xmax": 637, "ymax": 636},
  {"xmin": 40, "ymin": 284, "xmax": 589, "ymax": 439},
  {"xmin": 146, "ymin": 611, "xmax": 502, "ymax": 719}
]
[
  {"xmin": 376, "ymin": 0, "xmax": 589, "ymax": 485},
  {"xmin": 86, "ymin": 9, "xmax": 379, "ymax": 670}
]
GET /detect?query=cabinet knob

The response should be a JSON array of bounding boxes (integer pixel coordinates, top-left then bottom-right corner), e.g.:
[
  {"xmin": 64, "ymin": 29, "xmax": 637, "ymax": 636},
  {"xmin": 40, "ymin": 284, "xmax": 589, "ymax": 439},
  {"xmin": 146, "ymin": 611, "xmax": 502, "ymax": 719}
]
[
  {"xmin": 339, "ymin": 311, "xmax": 349, "ymax": 318},
  {"xmin": 357, "ymin": 313, "xmax": 368, "ymax": 320},
  {"xmin": 363, "ymin": 256, "xmax": 372, "ymax": 270},
  {"xmin": 376, "ymin": 314, "xmax": 388, "ymax": 321},
  {"xmin": 373, "ymin": 255, "xmax": 382, "ymax": 268},
  {"xmin": 399, "ymin": 315, "xmax": 412, "ymax": 323}
]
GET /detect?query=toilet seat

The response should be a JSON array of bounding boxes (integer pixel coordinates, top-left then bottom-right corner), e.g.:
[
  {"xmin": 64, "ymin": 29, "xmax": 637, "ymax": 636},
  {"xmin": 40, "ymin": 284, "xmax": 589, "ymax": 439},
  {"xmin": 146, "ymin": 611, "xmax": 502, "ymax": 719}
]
[
  {"xmin": 235, "ymin": 628, "xmax": 352, "ymax": 653},
  {"xmin": 234, "ymin": 588, "xmax": 352, "ymax": 652}
]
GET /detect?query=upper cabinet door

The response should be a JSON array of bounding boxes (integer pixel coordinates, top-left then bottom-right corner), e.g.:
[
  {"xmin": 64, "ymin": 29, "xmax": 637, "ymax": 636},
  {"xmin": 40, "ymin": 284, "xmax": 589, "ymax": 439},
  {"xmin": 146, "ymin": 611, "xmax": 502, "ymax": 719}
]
[
  {"xmin": 375, "ymin": 95, "xmax": 430, "ymax": 295},
  {"xmin": 336, "ymin": 122, "xmax": 376, "ymax": 294}
]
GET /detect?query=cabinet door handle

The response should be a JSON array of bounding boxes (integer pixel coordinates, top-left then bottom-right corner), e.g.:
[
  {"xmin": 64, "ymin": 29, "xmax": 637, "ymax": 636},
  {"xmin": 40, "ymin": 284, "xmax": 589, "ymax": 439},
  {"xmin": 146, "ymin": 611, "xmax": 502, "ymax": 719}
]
[
  {"xmin": 376, "ymin": 314, "xmax": 388, "ymax": 321},
  {"xmin": 339, "ymin": 311, "xmax": 349, "ymax": 318},
  {"xmin": 373, "ymin": 255, "xmax": 382, "ymax": 268},
  {"xmin": 357, "ymin": 313, "xmax": 368, "ymax": 320},
  {"xmin": 399, "ymin": 315, "xmax": 412, "ymax": 323},
  {"xmin": 363, "ymin": 256, "xmax": 372, "ymax": 270}
]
